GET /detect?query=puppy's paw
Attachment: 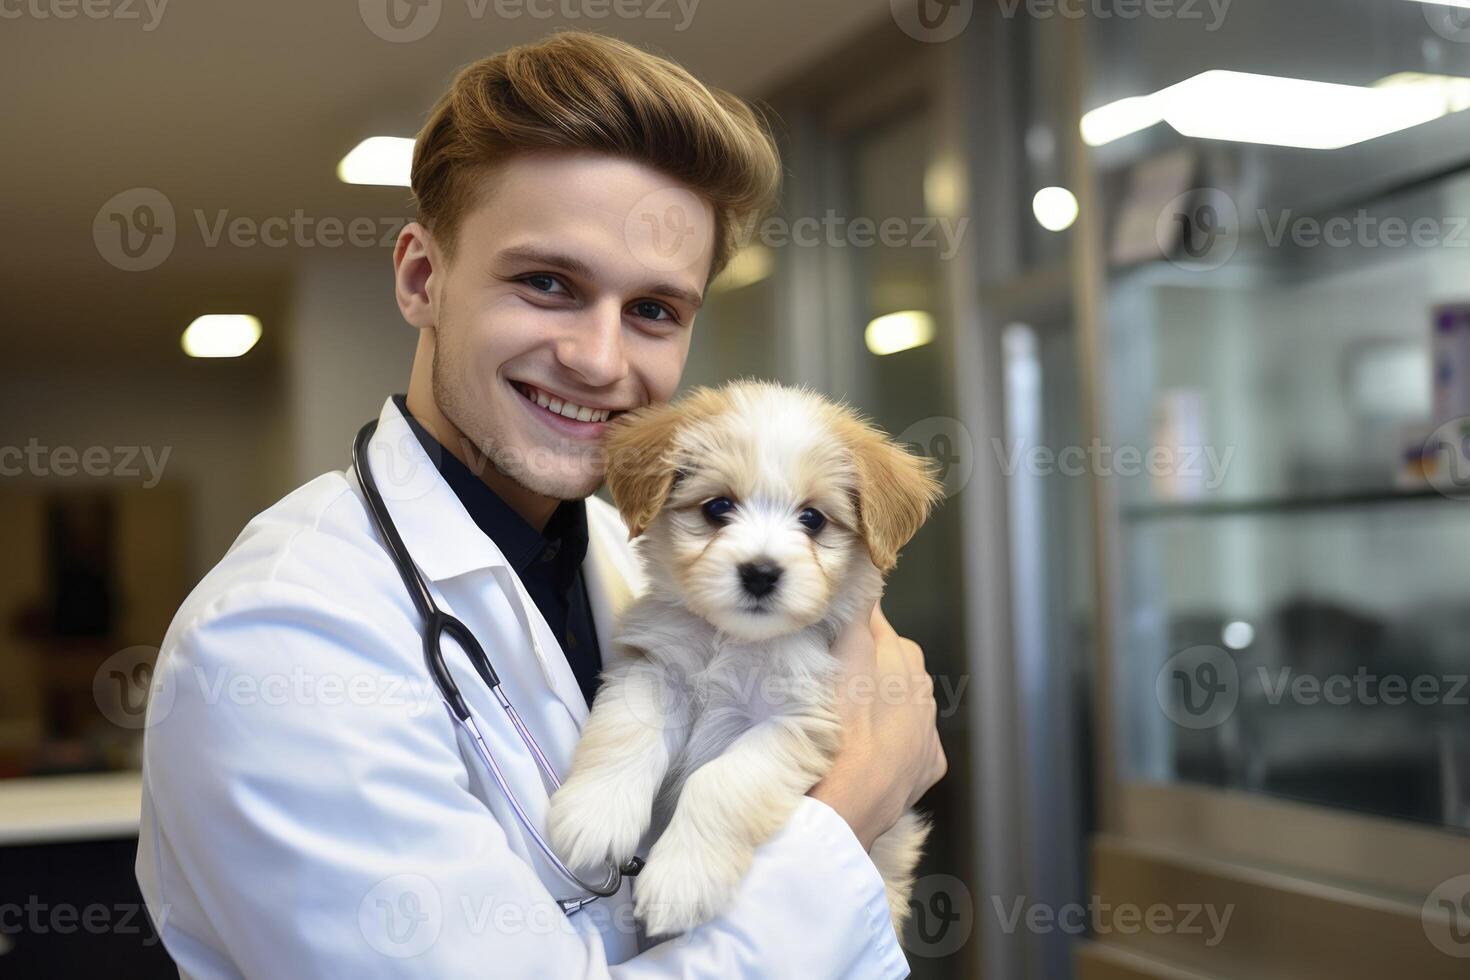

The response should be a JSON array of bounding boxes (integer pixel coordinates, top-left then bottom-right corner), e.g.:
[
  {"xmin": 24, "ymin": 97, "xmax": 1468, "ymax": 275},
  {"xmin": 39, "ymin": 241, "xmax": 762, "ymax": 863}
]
[
  {"xmin": 546, "ymin": 776, "xmax": 648, "ymax": 876},
  {"xmin": 633, "ymin": 825, "xmax": 745, "ymax": 937}
]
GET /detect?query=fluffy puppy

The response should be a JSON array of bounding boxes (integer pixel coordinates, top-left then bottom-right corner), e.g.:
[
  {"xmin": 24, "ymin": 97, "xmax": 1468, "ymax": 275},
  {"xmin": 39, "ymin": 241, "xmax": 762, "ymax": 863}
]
[{"xmin": 547, "ymin": 380, "xmax": 941, "ymax": 938}]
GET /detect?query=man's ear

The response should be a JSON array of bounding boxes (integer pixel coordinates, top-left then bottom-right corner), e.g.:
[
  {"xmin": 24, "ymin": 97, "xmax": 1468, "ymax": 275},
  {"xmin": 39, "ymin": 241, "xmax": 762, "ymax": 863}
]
[
  {"xmin": 842, "ymin": 417, "xmax": 944, "ymax": 572},
  {"xmin": 394, "ymin": 221, "xmax": 438, "ymax": 331},
  {"xmin": 603, "ymin": 401, "xmax": 690, "ymax": 538}
]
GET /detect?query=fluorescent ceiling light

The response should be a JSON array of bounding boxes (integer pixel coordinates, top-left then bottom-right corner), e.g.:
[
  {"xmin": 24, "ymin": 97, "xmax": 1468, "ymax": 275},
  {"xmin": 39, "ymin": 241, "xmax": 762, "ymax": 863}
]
[
  {"xmin": 1081, "ymin": 70, "xmax": 1467, "ymax": 149},
  {"xmin": 337, "ymin": 136, "xmax": 414, "ymax": 186},
  {"xmin": 1081, "ymin": 95, "xmax": 1165, "ymax": 147},
  {"xmin": 1163, "ymin": 70, "xmax": 1446, "ymax": 149},
  {"xmin": 1406, "ymin": 0, "xmax": 1470, "ymax": 7},
  {"xmin": 1032, "ymin": 186, "xmax": 1079, "ymax": 232},
  {"xmin": 865, "ymin": 310, "xmax": 935, "ymax": 356},
  {"xmin": 182, "ymin": 315, "xmax": 261, "ymax": 358},
  {"xmin": 1374, "ymin": 71, "xmax": 1470, "ymax": 115}
]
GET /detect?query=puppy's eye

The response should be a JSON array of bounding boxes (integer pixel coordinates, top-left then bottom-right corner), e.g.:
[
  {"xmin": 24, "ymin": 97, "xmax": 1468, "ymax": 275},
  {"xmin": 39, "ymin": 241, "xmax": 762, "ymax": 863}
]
[
  {"xmin": 798, "ymin": 507, "xmax": 827, "ymax": 533},
  {"xmin": 702, "ymin": 497, "xmax": 736, "ymax": 525}
]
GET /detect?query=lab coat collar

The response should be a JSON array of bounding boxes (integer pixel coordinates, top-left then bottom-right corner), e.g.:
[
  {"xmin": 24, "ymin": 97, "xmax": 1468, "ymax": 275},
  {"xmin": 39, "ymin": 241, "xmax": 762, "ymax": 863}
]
[
  {"xmin": 361, "ymin": 396, "xmax": 643, "ymax": 722},
  {"xmin": 363, "ymin": 396, "xmax": 518, "ymax": 583}
]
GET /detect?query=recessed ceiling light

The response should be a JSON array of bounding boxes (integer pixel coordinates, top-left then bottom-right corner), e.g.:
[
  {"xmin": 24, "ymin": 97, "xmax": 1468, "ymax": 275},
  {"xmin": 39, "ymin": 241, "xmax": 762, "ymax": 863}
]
[
  {"xmin": 1222, "ymin": 620, "xmax": 1255, "ymax": 650},
  {"xmin": 337, "ymin": 136, "xmax": 414, "ymax": 186},
  {"xmin": 1032, "ymin": 186, "xmax": 1079, "ymax": 232},
  {"xmin": 865, "ymin": 310, "xmax": 935, "ymax": 356},
  {"xmin": 182, "ymin": 315, "xmax": 261, "ymax": 358}
]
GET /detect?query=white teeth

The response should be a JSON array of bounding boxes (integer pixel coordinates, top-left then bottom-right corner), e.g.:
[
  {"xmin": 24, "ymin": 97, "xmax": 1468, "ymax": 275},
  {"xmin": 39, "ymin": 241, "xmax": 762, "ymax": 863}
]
[{"xmin": 521, "ymin": 383, "xmax": 613, "ymax": 424}]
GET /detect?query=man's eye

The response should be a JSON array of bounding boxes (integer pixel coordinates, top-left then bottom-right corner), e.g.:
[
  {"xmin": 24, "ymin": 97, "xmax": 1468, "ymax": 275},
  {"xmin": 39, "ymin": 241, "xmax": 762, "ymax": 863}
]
[
  {"xmin": 522, "ymin": 274, "xmax": 566, "ymax": 294},
  {"xmin": 702, "ymin": 497, "xmax": 736, "ymax": 525},
  {"xmin": 631, "ymin": 300, "xmax": 675, "ymax": 322},
  {"xmin": 798, "ymin": 508, "xmax": 826, "ymax": 533}
]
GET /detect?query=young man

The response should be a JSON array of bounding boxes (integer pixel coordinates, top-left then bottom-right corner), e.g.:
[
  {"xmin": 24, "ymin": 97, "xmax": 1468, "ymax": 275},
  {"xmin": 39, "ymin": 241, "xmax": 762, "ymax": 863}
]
[{"xmin": 137, "ymin": 32, "xmax": 945, "ymax": 978}]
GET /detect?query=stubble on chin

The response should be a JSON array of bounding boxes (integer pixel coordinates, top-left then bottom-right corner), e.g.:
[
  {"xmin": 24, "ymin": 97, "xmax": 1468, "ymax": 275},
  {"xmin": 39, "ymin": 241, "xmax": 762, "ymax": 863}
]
[{"xmin": 431, "ymin": 349, "xmax": 606, "ymax": 503}]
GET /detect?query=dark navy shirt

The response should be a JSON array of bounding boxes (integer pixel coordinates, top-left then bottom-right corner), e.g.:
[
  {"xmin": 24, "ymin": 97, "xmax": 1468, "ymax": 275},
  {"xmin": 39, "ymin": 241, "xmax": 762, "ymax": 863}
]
[{"xmin": 391, "ymin": 395, "xmax": 604, "ymax": 708}]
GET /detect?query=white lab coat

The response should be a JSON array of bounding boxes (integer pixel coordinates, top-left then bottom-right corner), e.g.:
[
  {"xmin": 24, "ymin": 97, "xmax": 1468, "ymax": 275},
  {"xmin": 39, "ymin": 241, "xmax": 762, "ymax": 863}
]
[{"xmin": 136, "ymin": 396, "xmax": 909, "ymax": 979}]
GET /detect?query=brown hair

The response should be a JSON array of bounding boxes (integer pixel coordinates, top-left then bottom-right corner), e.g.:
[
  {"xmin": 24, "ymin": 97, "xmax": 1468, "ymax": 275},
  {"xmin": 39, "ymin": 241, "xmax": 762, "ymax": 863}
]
[{"xmin": 410, "ymin": 31, "xmax": 781, "ymax": 279}]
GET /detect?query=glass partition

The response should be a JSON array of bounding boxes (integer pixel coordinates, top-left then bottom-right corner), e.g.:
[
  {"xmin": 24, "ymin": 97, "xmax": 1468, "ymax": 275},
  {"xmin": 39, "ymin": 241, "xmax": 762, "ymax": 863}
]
[{"xmin": 1092, "ymin": 0, "xmax": 1470, "ymax": 830}]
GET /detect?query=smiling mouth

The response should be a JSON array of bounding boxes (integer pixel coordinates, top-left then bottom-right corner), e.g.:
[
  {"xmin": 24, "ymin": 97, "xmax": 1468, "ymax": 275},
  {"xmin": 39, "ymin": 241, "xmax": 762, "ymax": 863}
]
[{"xmin": 513, "ymin": 382, "xmax": 630, "ymax": 424}]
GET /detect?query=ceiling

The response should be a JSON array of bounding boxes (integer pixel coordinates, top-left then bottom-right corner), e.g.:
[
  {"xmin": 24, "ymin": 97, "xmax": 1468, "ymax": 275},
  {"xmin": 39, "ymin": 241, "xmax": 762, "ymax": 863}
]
[{"xmin": 0, "ymin": 0, "xmax": 893, "ymax": 364}]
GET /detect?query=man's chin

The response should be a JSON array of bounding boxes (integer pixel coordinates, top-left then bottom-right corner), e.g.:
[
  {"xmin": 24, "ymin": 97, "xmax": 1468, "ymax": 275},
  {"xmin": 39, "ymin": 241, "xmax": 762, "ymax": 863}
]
[{"xmin": 511, "ymin": 460, "xmax": 606, "ymax": 503}]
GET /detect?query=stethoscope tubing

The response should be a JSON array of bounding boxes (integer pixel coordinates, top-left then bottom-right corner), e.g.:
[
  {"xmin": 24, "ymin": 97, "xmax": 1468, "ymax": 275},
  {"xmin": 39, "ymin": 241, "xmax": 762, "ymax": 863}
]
[{"xmin": 352, "ymin": 420, "xmax": 638, "ymax": 913}]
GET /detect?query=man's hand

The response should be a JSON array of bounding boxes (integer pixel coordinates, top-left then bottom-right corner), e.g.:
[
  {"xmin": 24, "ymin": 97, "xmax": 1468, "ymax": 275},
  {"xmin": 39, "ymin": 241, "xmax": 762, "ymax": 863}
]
[{"xmin": 809, "ymin": 600, "xmax": 947, "ymax": 850}]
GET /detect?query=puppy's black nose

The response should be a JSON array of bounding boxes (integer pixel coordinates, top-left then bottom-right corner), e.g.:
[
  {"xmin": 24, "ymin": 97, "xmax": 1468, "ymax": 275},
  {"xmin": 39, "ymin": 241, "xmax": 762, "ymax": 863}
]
[{"xmin": 738, "ymin": 561, "xmax": 782, "ymax": 598}]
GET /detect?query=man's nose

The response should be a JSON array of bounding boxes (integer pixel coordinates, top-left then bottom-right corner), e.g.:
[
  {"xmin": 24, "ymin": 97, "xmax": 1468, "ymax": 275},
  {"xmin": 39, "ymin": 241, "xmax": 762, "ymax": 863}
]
[{"xmin": 556, "ymin": 301, "xmax": 630, "ymax": 389}]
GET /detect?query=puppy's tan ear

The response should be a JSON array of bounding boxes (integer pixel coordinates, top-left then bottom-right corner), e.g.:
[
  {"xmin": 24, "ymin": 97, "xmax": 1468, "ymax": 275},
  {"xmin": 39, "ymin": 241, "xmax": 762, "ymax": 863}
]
[
  {"xmin": 603, "ymin": 401, "xmax": 687, "ymax": 538},
  {"xmin": 843, "ymin": 417, "xmax": 943, "ymax": 572}
]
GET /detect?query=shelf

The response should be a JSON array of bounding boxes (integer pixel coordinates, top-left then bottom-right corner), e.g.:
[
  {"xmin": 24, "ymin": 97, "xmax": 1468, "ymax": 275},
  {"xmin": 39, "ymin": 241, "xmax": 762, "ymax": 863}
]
[
  {"xmin": 1121, "ymin": 487, "xmax": 1455, "ymax": 521},
  {"xmin": 0, "ymin": 771, "xmax": 142, "ymax": 846}
]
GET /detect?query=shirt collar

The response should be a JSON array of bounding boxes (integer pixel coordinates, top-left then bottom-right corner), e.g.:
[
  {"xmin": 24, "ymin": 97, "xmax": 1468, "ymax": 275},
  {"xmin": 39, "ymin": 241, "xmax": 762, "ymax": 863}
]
[{"xmin": 390, "ymin": 394, "xmax": 589, "ymax": 578}]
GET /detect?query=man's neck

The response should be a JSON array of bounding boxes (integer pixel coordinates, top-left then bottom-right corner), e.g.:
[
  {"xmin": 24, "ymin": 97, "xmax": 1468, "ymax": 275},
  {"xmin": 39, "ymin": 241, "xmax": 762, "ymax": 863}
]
[{"xmin": 403, "ymin": 386, "xmax": 559, "ymax": 533}]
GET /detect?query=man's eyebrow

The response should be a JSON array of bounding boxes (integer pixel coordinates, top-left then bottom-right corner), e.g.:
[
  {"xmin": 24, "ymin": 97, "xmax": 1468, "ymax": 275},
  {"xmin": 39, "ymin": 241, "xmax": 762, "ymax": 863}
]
[
  {"xmin": 646, "ymin": 281, "xmax": 705, "ymax": 310},
  {"xmin": 497, "ymin": 244, "xmax": 705, "ymax": 310},
  {"xmin": 497, "ymin": 245, "xmax": 595, "ymax": 280}
]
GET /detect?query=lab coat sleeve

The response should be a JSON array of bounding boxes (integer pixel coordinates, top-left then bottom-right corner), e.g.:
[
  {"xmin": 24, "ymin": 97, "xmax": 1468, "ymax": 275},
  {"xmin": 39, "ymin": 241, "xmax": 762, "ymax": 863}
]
[{"xmin": 140, "ymin": 580, "xmax": 909, "ymax": 980}]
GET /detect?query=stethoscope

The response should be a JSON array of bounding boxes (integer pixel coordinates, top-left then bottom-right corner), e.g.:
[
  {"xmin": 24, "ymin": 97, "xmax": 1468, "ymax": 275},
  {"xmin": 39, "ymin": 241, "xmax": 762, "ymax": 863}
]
[{"xmin": 352, "ymin": 420, "xmax": 643, "ymax": 917}]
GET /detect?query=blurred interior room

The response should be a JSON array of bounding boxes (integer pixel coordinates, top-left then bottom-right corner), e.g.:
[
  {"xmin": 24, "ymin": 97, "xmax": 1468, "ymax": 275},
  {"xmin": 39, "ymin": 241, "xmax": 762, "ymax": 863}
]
[{"xmin": 3, "ymin": 0, "xmax": 1470, "ymax": 977}]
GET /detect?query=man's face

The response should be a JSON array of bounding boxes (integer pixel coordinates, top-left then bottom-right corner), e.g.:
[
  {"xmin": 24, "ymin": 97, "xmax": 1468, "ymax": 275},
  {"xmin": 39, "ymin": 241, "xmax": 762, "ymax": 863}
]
[{"xmin": 421, "ymin": 151, "xmax": 714, "ymax": 502}]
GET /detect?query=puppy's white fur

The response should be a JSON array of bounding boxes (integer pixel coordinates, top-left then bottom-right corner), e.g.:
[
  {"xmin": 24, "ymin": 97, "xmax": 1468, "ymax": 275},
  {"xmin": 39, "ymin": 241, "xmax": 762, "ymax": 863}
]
[{"xmin": 547, "ymin": 381, "xmax": 939, "ymax": 938}]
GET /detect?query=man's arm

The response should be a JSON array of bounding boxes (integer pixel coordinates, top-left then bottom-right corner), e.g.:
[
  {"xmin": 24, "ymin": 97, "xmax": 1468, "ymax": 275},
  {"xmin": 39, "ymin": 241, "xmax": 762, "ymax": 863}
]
[{"xmin": 138, "ymin": 580, "xmax": 908, "ymax": 979}]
